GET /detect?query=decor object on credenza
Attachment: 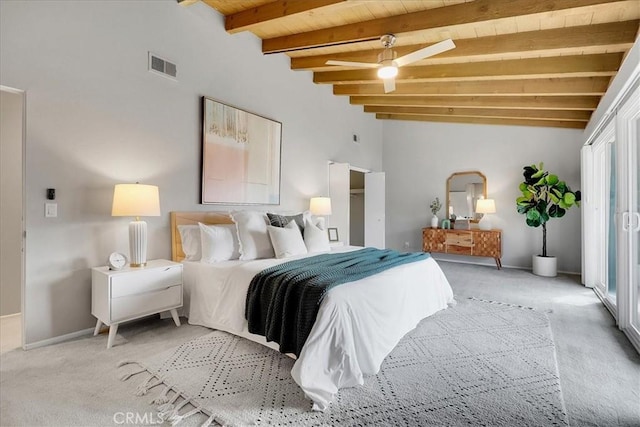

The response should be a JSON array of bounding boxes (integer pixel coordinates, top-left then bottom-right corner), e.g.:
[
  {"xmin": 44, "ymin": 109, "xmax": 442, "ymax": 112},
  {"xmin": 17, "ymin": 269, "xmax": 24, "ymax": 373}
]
[
  {"xmin": 516, "ymin": 162, "xmax": 581, "ymax": 277},
  {"xmin": 476, "ymin": 199, "xmax": 496, "ymax": 230},
  {"xmin": 328, "ymin": 227, "xmax": 339, "ymax": 242},
  {"xmin": 112, "ymin": 183, "xmax": 161, "ymax": 267},
  {"xmin": 441, "ymin": 219, "xmax": 451, "ymax": 229},
  {"xmin": 429, "ymin": 197, "xmax": 442, "ymax": 228},
  {"xmin": 201, "ymin": 97, "xmax": 282, "ymax": 205}
]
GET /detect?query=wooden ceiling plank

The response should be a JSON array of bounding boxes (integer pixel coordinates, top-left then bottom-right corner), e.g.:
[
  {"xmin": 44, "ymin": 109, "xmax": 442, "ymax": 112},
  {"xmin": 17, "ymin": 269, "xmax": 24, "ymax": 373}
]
[
  {"xmin": 290, "ymin": 20, "xmax": 639, "ymax": 70},
  {"xmin": 225, "ymin": 0, "xmax": 347, "ymax": 34},
  {"xmin": 314, "ymin": 53, "xmax": 622, "ymax": 84},
  {"xmin": 334, "ymin": 76, "xmax": 611, "ymax": 96},
  {"xmin": 350, "ymin": 95, "xmax": 600, "ymax": 110},
  {"xmin": 374, "ymin": 114, "xmax": 586, "ymax": 129},
  {"xmin": 261, "ymin": 0, "xmax": 621, "ymax": 53},
  {"xmin": 363, "ymin": 105, "xmax": 592, "ymax": 121}
]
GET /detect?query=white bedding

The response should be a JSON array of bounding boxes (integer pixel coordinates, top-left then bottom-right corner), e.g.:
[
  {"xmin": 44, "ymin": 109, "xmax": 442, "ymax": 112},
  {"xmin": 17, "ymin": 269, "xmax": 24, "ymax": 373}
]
[{"xmin": 183, "ymin": 246, "xmax": 454, "ymax": 411}]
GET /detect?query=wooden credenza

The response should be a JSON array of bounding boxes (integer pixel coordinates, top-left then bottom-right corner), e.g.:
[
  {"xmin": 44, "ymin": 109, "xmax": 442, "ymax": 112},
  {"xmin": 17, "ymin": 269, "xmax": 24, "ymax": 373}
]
[{"xmin": 422, "ymin": 228, "xmax": 502, "ymax": 269}]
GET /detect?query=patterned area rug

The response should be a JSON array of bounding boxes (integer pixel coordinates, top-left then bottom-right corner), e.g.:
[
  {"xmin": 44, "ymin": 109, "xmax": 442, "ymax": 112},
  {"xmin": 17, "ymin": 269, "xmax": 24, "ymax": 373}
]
[{"xmin": 119, "ymin": 298, "xmax": 568, "ymax": 426}]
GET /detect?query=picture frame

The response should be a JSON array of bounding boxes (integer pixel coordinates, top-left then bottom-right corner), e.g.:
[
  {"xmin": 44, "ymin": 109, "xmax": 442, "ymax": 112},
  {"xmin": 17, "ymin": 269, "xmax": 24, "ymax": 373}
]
[
  {"xmin": 328, "ymin": 227, "xmax": 339, "ymax": 242},
  {"xmin": 201, "ymin": 97, "xmax": 282, "ymax": 205}
]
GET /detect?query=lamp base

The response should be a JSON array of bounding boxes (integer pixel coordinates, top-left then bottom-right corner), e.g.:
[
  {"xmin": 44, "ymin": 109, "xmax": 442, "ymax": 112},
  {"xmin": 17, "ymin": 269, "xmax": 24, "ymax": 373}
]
[
  {"xmin": 129, "ymin": 220, "xmax": 148, "ymax": 267},
  {"xmin": 478, "ymin": 215, "xmax": 492, "ymax": 230}
]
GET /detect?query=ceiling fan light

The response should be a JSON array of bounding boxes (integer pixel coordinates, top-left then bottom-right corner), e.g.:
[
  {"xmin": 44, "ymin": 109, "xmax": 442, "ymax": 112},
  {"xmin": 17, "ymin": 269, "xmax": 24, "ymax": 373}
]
[{"xmin": 377, "ymin": 65, "xmax": 398, "ymax": 79}]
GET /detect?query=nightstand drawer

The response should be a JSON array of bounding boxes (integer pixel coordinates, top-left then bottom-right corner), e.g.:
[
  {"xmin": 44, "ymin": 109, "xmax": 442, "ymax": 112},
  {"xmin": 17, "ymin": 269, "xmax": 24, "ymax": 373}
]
[
  {"xmin": 111, "ymin": 265, "xmax": 182, "ymax": 298},
  {"xmin": 111, "ymin": 284, "xmax": 182, "ymax": 322}
]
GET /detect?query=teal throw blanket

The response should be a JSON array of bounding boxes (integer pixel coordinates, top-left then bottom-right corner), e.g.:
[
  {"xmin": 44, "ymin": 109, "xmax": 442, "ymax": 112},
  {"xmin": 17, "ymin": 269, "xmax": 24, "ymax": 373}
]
[{"xmin": 245, "ymin": 248, "xmax": 430, "ymax": 357}]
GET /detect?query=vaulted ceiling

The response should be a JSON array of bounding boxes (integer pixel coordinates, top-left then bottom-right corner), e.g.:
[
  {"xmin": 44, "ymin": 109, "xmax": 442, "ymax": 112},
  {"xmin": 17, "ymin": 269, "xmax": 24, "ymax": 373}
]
[{"xmin": 183, "ymin": 0, "xmax": 640, "ymax": 129}]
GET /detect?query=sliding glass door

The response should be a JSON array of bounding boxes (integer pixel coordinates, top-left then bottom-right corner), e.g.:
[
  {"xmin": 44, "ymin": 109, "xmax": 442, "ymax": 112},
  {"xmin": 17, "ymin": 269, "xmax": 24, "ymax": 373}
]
[
  {"xmin": 617, "ymin": 85, "xmax": 640, "ymax": 350},
  {"xmin": 584, "ymin": 83, "xmax": 640, "ymax": 353},
  {"xmin": 591, "ymin": 123, "xmax": 617, "ymax": 311}
]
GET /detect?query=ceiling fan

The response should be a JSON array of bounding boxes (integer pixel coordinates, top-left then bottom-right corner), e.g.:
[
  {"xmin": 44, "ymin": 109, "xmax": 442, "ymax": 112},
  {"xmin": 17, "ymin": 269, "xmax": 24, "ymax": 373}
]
[{"xmin": 325, "ymin": 34, "xmax": 456, "ymax": 93}]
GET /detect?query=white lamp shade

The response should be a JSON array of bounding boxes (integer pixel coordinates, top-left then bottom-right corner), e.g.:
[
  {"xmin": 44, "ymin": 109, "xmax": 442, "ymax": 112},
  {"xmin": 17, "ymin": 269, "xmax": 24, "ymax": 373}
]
[
  {"xmin": 475, "ymin": 199, "xmax": 496, "ymax": 214},
  {"xmin": 310, "ymin": 197, "xmax": 332, "ymax": 216},
  {"xmin": 111, "ymin": 183, "xmax": 160, "ymax": 267},
  {"xmin": 112, "ymin": 184, "xmax": 161, "ymax": 217}
]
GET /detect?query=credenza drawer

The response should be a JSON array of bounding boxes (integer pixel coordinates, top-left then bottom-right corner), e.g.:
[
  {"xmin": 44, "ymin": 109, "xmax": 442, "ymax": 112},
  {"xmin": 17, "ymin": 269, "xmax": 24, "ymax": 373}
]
[
  {"xmin": 111, "ymin": 265, "xmax": 182, "ymax": 298},
  {"xmin": 111, "ymin": 284, "xmax": 182, "ymax": 322}
]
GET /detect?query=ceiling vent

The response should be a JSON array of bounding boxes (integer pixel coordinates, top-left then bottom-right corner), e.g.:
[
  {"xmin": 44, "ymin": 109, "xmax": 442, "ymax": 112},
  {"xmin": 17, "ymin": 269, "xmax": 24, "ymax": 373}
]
[{"xmin": 148, "ymin": 52, "xmax": 177, "ymax": 80}]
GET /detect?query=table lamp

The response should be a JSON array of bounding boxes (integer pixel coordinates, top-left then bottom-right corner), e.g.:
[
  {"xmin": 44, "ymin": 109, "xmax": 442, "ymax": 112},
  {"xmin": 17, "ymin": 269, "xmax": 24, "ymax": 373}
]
[
  {"xmin": 310, "ymin": 197, "xmax": 332, "ymax": 228},
  {"xmin": 111, "ymin": 183, "xmax": 160, "ymax": 267},
  {"xmin": 476, "ymin": 198, "xmax": 496, "ymax": 231}
]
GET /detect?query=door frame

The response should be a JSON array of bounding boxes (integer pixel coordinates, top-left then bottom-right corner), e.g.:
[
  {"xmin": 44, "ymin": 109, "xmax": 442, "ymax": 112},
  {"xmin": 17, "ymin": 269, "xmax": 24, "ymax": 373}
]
[{"xmin": 0, "ymin": 85, "xmax": 27, "ymax": 350}]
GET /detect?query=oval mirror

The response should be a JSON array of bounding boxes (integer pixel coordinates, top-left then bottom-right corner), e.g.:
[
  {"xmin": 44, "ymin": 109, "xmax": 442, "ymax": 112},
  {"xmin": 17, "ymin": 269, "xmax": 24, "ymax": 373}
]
[{"xmin": 446, "ymin": 171, "xmax": 487, "ymax": 222}]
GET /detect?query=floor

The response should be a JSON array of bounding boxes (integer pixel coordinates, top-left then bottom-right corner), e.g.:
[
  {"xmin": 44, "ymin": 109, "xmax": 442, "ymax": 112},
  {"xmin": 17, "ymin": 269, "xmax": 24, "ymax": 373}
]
[
  {"xmin": 0, "ymin": 262, "xmax": 639, "ymax": 426},
  {"xmin": 0, "ymin": 313, "xmax": 21, "ymax": 354}
]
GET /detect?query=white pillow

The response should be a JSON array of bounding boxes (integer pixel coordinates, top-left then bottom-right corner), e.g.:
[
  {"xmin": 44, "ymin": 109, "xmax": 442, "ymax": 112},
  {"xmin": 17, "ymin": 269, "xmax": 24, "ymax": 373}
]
[
  {"xmin": 178, "ymin": 225, "xmax": 201, "ymax": 261},
  {"xmin": 268, "ymin": 221, "xmax": 308, "ymax": 259},
  {"xmin": 199, "ymin": 223, "xmax": 240, "ymax": 263},
  {"xmin": 230, "ymin": 211, "xmax": 275, "ymax": 260},
  {"xmin": 303, "ymin": 218, "xmax": 331, "ymax": 253}
]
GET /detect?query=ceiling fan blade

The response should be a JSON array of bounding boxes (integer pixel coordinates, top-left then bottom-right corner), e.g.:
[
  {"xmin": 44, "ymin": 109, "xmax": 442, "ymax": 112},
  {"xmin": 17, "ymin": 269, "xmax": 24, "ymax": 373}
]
[
  {"xmin": 383, "ymin": 78, "xmax": 396, "ymax": 93},
  {"xmin": 394, "ymin": 39, "xmax": 456, "ymax": 67},
  {"xmin": 325, "ymin": 60, "xmax": 380, "ymax": 68}
]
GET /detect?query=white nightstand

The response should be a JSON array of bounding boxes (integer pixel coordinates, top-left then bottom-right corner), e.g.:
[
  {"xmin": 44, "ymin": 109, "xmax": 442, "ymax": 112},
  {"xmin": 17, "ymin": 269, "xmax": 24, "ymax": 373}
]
[{"xmin": 91, "ymin": 259, "xmax": 183, "ymax": 349}]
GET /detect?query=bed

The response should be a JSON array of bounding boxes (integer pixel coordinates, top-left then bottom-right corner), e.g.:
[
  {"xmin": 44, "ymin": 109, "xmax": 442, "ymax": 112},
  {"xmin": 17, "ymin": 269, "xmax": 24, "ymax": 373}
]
[{"xmin": 170, "ymin": 211, "xmax": 455, "ymax": 411}]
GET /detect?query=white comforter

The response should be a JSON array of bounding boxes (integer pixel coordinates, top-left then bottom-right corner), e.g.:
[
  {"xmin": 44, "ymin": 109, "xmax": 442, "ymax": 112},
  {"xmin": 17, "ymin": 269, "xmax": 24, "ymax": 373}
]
[{"xmin": 183, "ymin": 247, "xmax": 454, "ymax": 411}]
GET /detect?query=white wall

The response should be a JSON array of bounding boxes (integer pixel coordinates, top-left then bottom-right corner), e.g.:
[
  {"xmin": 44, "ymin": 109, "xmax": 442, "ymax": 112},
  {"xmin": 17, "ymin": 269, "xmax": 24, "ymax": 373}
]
[
  {"xmin": 0, "ymin": 90, "xmax": 23, "ymax": 316},
  {"xmin": 382, "ymin": 120, "xmax": 584, "ymax": 273},
  {"xmin": 0, "ymin": 1, "xmax": 382, "ymax": 345}
]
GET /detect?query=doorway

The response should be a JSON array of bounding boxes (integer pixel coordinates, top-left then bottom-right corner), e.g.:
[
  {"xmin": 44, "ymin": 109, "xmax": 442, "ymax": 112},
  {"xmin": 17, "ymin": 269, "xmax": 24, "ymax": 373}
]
[
  {"xmin": 350, "ymin": 170, "xmax": 365, "ymax": 246},
  {"xmin": 0, "ymin": 86, "xmax": 25, "ymax": 353},
  {"xmin": 329, "ymin": 162, "xmax": 385, "ymax": 248}
]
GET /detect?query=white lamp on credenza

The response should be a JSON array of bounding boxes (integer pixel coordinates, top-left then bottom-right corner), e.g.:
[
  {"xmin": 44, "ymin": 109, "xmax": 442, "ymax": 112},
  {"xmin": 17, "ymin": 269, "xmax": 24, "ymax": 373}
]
[
  {"xmin": 111, "ymin": 183, "xmax": 160, "ymax": 267},
  {"xmin": 476, "ymin": 198, "xmax": 496, "ymax": 231}
]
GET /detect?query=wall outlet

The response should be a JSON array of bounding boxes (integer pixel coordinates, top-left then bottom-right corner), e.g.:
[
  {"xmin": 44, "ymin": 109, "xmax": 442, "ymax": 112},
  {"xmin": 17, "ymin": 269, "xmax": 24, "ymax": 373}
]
[{"xmin": 404, "ymin": 241, "xmax": 410, "ymax": 249}]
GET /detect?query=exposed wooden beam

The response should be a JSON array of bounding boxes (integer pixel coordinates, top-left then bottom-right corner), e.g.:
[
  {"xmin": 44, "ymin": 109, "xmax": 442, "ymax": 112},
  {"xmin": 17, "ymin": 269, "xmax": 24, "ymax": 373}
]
[
  {"xmin": 177, "ymin": 0, "xmax": 199, "ymax": 5},
  {"xmin": 291, "ymin": 20, "xmax": 639, "ymax": 71},
  {"xmin": 364, "ymin": 106, "xmax": 592, "ymax": 122},
  {"xmin": 350, "ymin": 96, "xmax": 600, "ymax": 110},
  {"xmin": 375, "ymin": 114, "xmax": 586, "ymax": 129},
  {"xmin": 225, "ymin": 0, "xmax": 346, "ymax": 34},
  {"xmin": 262, "ymin": 0, "xmax": 621, "ymax": 53},
  {"xmin": 334, "ymin": 77, "xmax": 611, "ymax": 96},
  {"xmin": 315, "ymin": 53, "xmax": 622, "ymax": 84}
]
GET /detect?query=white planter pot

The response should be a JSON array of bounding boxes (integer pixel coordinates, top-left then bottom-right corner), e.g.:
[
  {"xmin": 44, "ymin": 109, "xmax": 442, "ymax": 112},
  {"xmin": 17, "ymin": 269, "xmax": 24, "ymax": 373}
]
[
  {"xmin": 431, "ymin": 215, "xmax": 439, "ymax": 228},
  {"xmin": 532, "ymin": 255, "xmax": 557, "ymax": 277}
]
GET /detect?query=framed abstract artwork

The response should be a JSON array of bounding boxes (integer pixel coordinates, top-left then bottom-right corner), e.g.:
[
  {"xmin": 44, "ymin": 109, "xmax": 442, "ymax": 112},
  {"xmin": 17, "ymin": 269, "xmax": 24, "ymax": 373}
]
[{"xmin": 201, "ymin": 97, "xmax": 282, "ymax": 205}]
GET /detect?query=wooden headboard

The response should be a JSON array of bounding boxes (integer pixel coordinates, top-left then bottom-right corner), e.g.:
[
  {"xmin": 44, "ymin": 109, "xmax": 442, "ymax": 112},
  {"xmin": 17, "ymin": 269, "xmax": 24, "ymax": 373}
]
[{"xmin": 170, "ymin": 211, "xmax": 234, "ymax": 262}]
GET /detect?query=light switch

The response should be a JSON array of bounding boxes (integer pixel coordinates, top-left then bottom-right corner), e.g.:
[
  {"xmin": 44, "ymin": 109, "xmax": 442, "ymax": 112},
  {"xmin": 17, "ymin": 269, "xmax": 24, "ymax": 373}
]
[{"xmin": 45, "ymin": 203, "xmax": 57, "ymax": 218}]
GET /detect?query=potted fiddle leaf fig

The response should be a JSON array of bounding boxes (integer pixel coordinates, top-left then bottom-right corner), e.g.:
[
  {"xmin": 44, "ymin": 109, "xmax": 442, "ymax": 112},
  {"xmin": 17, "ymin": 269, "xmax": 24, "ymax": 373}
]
[{"xmin": 516, "ymin": 162, "xmax": 581, "ymax": 277}]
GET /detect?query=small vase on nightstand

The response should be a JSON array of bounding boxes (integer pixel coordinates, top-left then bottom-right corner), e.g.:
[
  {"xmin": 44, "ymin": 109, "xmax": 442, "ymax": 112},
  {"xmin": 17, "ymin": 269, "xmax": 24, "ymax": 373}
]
[{"xmin": 430, "ymin": 215, "xmax": 439, "ymax": 228}]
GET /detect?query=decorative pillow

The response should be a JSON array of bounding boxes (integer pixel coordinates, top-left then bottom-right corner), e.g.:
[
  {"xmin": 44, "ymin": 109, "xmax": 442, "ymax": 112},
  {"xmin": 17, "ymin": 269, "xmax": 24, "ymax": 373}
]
[
  {"xmin": 198, "ymin": 223, "xmax": 240, "ymax": 263},
  {"xmin": 267, "ymin": 220, "xmax": 308, "ymax": 259},
  {"xmin": 177, "ymin": 225, "xmax": 201, "ymax": 261},
  {"xmin": 303, "ymin": 218, "xmax": 331, "ymax": 253},
  {"xmin": 230, "ymin": 211, "xmax": 275, "ymax": 260},
  {"xmin": 267, "ymin": 212, "xmax": 306, "ymax": 232}
]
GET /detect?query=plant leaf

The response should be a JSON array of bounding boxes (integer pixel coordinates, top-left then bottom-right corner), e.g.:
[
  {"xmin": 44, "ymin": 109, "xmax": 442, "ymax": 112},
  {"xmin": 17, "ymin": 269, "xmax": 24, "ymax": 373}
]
[
  {"xmin": 546, "ymin": 174, "xmax": 559, "ymax": 185},
  {"xmin": 564, "ymin": 192, "xmax": 576, "ymax": 206}
]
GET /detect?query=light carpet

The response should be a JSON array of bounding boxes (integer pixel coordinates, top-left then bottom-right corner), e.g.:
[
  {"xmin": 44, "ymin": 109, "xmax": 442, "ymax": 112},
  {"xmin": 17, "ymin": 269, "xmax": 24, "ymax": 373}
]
[{"xmin": 119, "ymin": 298, "xmax": 569, "ymax": 426}]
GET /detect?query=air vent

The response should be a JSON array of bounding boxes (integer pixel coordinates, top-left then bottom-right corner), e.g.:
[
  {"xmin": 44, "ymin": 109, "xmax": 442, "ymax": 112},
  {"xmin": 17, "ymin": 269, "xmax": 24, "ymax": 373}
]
[{"xmin": 148, "ymin": 52, "xmax": 177, "ymax": 80}]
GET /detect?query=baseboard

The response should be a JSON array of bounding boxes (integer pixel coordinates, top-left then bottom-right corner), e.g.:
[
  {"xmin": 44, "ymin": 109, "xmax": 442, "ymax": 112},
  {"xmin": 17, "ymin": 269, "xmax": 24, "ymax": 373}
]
[
  {"xmin": 432, "ymin": 256, "xmax": 581, "ymax": 276},
  {"xmin": 0, "ymin": 312, "xmax": 21, "ymax": 320},
  {"xmin": 24, "ymin": 327, "xmax": 94, "ymax": 351}
]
